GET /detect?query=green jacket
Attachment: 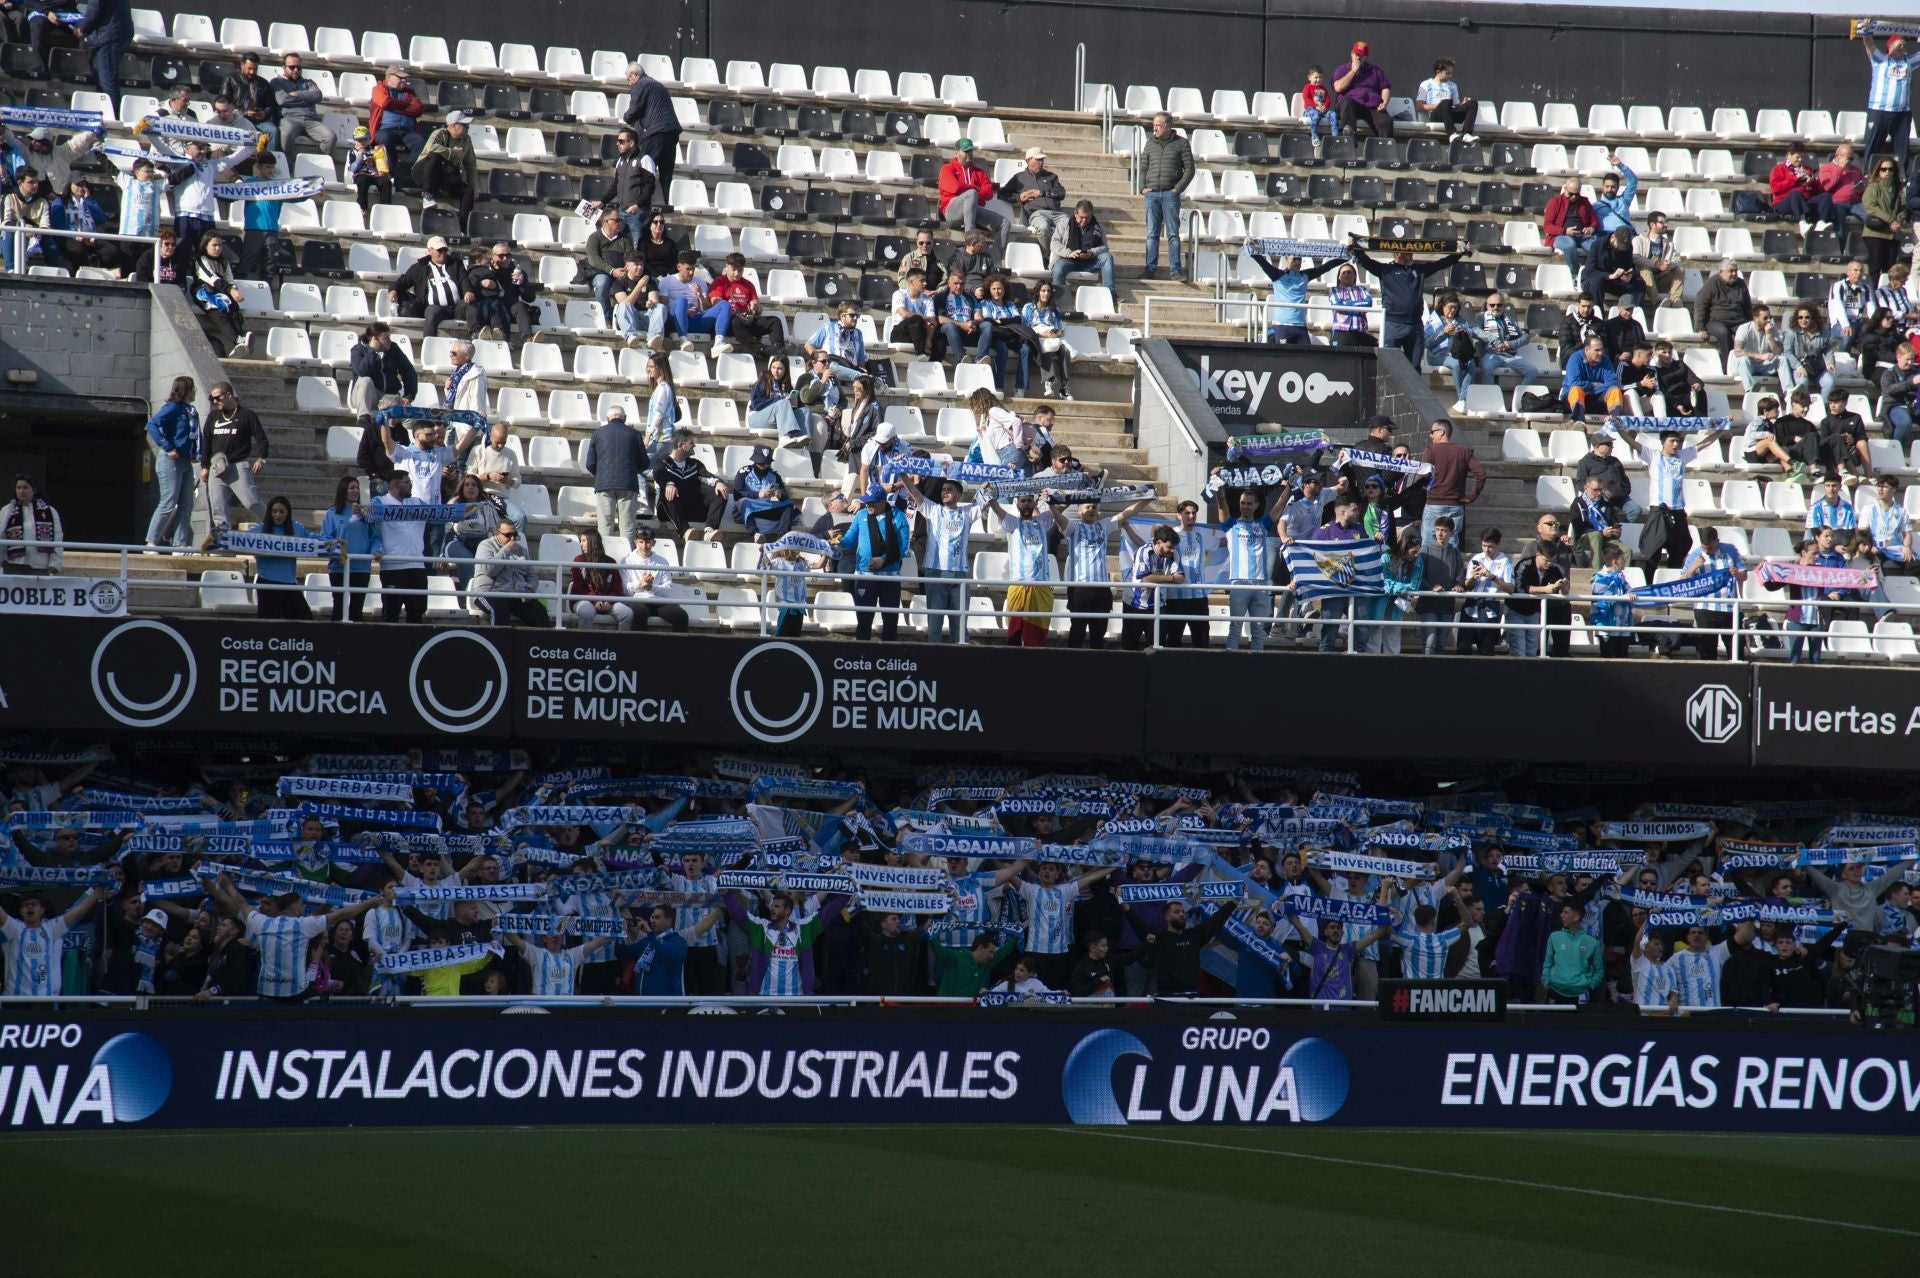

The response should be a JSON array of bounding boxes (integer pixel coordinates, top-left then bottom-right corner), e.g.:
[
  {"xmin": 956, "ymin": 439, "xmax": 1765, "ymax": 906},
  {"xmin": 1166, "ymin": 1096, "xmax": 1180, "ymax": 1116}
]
[
  {"xmin": 418, "ymin": 127, "xmax": 478, "ymax": 188},
  {"xmin": 932, "ymin": 935, "xmax": 1016, "ymax": 997},
  {"xmin": 1541, "ymin": 928, "xmax": 1602, "ymax": 998},
  {"xmin": 1138, "ymin": 132, "xmax": 1194, "ymax": 195},
  {"xmin": 1863, "ymin": 176, "xmax": 1903, "ymax": 241}
]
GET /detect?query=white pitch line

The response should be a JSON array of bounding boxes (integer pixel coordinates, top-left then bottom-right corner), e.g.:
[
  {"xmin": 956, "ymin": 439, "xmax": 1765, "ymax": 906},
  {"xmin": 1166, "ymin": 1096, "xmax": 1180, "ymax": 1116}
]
[{"xmin": 1059, "ymin": 1127, "xmax": 1920, "ymax": 1240}]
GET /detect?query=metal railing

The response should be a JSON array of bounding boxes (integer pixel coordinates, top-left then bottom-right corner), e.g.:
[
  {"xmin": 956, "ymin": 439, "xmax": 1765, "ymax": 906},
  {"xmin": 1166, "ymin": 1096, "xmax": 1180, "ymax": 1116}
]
[
  {"xmin": 25, "ymin": 535, "xmax": 1911, "ymax": 660},
  {"xmin": 0, "ymin": 991, "xmax": 1855, "ymax": 1016},
  {"xmin": 1, "ymin": 222, "xmax": 161, "ymax": 275},
  {"xmin": 1141, "ymin": 291, "xmax": 1384, "ymax": 340}
]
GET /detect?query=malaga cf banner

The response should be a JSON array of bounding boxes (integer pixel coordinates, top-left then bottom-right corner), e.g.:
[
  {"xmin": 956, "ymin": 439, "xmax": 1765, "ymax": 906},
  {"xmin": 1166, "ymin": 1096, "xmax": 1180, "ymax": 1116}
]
[{"xmin": 2, "ymin": 1013, "xmax": 1916, "ymax": 1134}]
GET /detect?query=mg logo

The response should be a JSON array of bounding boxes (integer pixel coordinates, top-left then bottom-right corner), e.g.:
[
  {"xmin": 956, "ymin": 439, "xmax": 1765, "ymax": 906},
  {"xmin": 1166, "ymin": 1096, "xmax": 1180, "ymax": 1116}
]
[{"xmin": 1685, "ymin": 683, "xmax": 1743, "ymax": 745}]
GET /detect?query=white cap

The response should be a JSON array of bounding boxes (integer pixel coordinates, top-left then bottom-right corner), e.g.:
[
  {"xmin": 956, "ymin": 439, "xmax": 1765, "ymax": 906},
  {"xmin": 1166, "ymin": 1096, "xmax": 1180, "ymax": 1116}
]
[
  {"xmin": 445, "ymin": 110, "xmax": 473, "ymax": 126},
  {"xmin": 143, "ymin": 908, "xmax": 169, "ymax": 928},
  {"xmin": 425, "ymin": 235, "xmax": 450, "ymax": 250},
  {"xmin": 1024, "ymin": 146, "xmax": 1046, "ymax": 161},
  {"xmin": 875, "ymin": 422, "xmax": 898, "ymax": 443}
]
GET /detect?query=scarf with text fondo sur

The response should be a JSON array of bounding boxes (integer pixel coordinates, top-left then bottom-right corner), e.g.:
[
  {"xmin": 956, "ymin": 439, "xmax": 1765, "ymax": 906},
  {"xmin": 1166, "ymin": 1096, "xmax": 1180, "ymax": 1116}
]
[
  {"xmin": 1364, "ymin": 829, "xmax": 1469, "ymax": 854},
  {"xmin": 1717, "ymin": 839, "xmax": 1801, "ymax": 870},
  {"xmin": 1116, "ymin": 881, "xmax": 1246, "ymax": 905},
  {"xmin": 994, "ymin": 796, "xmax": 1118, "ymax": 820},
  {"xmin": 376, "ymin": 942, "xmax": 499, "ymax": 975}
]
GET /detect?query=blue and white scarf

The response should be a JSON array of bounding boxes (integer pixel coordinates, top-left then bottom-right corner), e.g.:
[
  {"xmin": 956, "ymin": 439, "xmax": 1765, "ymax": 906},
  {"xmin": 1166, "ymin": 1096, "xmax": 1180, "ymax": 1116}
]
[
  {"xmin": 1365, "ymin": 828, "xmax": 1467, "ymax": 854},
  {"xmin": 296, "ymin": 802, "xmax": 441, "ymax": 831},
  {"xmin": 1501, "ymin": 851, "xmax": 1640, "ymax": 875},
  {"xmin": 276, "ymin": 776, "xmax": 416, "ymax": 803},
  {"xmin": 211, "ymin": 177, "xmax": 322, "ymax": 202},
  {"xmin": 856, "ymin": 890, "xmax": 951, "ymax": 915},
  {"xmin": 0, "ymin": 106, "xmax": 101, "ymax": 133},
  {"xmin": 140, "ymin": 115, "xmax": 261, "ymax": 147},
  {"xmin": 1795, "ymin": 844, "xmax": 1915, "ymax": 867},
  {"xmin": 366, "ymin": 502, "xmax": 472, "ymax": 522},
  {"xmin": 548, "ymin": 870, "xmax": 668, "ymax": 895},
  {"xmin": 1285, "ymin": 893, "xmax": 1393, "ymax": 927},
  {"xmin": 395, "ymin": 884, "xmax": 550, "ymax": 904},
  {"xmin": 900, "ymin": 831, "xmax": 1036, "ymax": 859},
  {"xmin": 215, "ymin": 529, "xmax": 332, "ymax": 557},
  {"xmin": 1633, "ymin": 570, "xmax": 1732, "ymax": 602},
  {"xmin": 1226, "ymin": 429, "xmax": 1331, "ymax": 461},
  {"xmin": 140, "ymin": 876, "xmax": 203, "ymax": 899},
  {"xmin": 1598, "ymin": 820, "xmax": 1710, "ymax": 843},
  {"xmin": 846, "ymin": 863, "xmax": 947, "ymax": 892},
  {"xmin": 9, "ymin": 810, "xmax": 142, "ymax": 830},
  {"xmin": 1307, "ymin": 849, "xmax": 1438, "ymax": 880},
  {"xmin": 194, "ymin": 866, "xmax": 371, "ymax": 907},
  {"xmin": 1090, "ymin": 835, "xmax": 1207, "ymax": 865},
  {"xmin": 1822, "ymin": 824, "xmax": 1919, "ymax": 846},
  {"xmin": 0, "ymin": 862, "xmax": 116, "ymax": 887},
  {"xmin": 308, "ymin": 752, "xmax": 420, "ymax": 774},
  {"xmin": 1116, "ymin": 881, "xmax": 1245, "ymax": 904},
  {"xmin": 1642, "ymin": 802, "xmax": 1757, "ymax": 825},
  {"xmin": 1609, "ymin": 415, "xmax": 1731, "ymax": 433},
  {"xmin": 924, "ymin": 786, "xmax": 1008, "ymax": 807},
  {"xmin": 747, "ymin": 777, "xmax": 864, "ymax": 804},
  {"xmin": 712, "ymin": 755, "xmax": 810, "ymax": 782},
  {"xmin": 250, "ymin": 839, "xmax": 384, "ymax": 866},
  {"xmin": 506, "ymin": 805, "xmax": 646, "ymax": 828},
  {"xmin": 376, "ymin": 942, "xmax": 498, "ymax": 975}
]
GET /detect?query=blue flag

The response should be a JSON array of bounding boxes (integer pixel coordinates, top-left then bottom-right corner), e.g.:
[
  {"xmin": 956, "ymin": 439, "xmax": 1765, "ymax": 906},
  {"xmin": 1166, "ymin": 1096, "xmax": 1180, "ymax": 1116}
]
[{"xmin": 1282, "ymin": 539, "xmax": 1384, "ymax": 599}]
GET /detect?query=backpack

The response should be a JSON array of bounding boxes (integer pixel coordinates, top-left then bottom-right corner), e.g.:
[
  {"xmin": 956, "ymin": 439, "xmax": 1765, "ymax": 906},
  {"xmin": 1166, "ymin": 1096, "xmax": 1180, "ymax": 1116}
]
[{"xmin": 1519, "ymin": 389, "xmax": 1559, "ymax": 413}]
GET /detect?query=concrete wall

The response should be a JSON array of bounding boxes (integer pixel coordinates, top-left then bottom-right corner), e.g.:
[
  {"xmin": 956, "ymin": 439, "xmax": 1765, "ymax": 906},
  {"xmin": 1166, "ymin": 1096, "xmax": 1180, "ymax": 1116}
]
[{"xmin": 0, "ymin": 278, "xmax": 151, "ymax": 418}]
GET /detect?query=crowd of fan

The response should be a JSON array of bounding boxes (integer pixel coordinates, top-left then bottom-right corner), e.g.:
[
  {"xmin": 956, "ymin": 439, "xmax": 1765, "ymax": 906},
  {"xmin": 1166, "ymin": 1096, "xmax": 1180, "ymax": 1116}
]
[{"xmin": 1, "ymin": 749, "xmax": 1913, "ymax": 1015}]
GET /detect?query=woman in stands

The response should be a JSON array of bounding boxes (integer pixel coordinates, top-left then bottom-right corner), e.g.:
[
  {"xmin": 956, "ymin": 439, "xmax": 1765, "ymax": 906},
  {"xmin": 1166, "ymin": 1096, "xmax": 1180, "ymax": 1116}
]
[
  {"xmin": 1855, "ymin": 307, "xmax": 1904, "ymax": 382},
  {"xmin": 1328, "ymin": 261, "xmax": 1375, "ymax": 347},
  {"xmin": 192, "ymin": 235, "xmax": 249, "ymax": 357},
  {"xmin": 569, "ymin": 528, "xmax": 635, "ymax": 630},
  {"xmin": 252, "ymin": 495, "xmax": 314, "ymax": 621},
  {"xmin": 444, "ymin": 472, "xmax": 505, "ymax": 589},
  {"xmin": 643, "ymin": 351, "xmax": 680, "ymax": 467},
  {"xmin": 0, "ymin": 473, "xmax": 62, "ymax": 576},
  {"xmin": 1022, "ymin": 280, "xmax": 1071, "ymax": 400},
  {"xmin": 965, "ymin": 387, "xmax": 1027, "ymax": 472},
  {"xmin": 841, "ymin": 374, "xmax": 883, "ymax": 463},
  {"xmin": 1862, "ymin": 157, "xmax": 1905, "ymax": 285},
  {"xmin": 746, "ymin": 355, "xmax": 806, "ymax": 442},
  {"xmin": 977, "ymin": 275, "xmax": 1024, "ymax": 394},
  {"xmin": 637, "ymin": 211, "xmax": 681, "ymax": 286},
  {"xmin": 129, "ymin": 224, "xmax": 187, "ymax": 289},
  {"xmin": 1784, "ymin": 302, "xmax": 1838, "ymax": 405},
  {"xmin": 321, "ymin": 476, "xmax": 377, "ymax": 621}
]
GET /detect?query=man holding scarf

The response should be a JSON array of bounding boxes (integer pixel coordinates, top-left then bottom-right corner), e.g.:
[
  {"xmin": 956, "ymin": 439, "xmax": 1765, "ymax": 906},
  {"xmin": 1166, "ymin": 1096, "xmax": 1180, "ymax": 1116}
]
[
  {"xmin": 903, "ymin": 478, "xmax": 988, "ymax": 644},
  {"xmin": 841, "ymin": 484, "xmax": 912, "ymax": 641},
  {"xmin": 986, "ymin": 488, "xmax": 1060, "ymax": 647},
  {"xmin": 1215, "ymin": 484, "xmax": 1283, "ymax": 652},
  {"xmin": 0, "ymin": 473, "xmax": 62, "ymax": 575}
]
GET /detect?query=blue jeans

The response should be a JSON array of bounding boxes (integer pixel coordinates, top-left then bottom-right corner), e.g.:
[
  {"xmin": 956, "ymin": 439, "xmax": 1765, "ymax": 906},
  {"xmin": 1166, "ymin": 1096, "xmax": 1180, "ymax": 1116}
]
[
  {"xmin": 922, "ymin": 567, "xmax": 967, "ymax": 643},
  {"xmin": 1316, "ymin": 596, "xmax": 1350, "ymax": 651},
  {"xmin": 1505, "ymin": 608, "xmax": 1540, "ymax": 657},
  {"xmin": 1479, "ymin": 351, "xmax": 1538, "ymax": 381},
  {"xmin": 941, "ymin": 320, "xmax": 991, "ymax": 360},
  {"xmin": 1051, "ymin": 248, "xmax": 1115, "ymax": 291},
  {"xmin": 1785, "ymin": 361, "xmax": 1836, "ymax": 404},
  {"xmin": 993, "ymin": 334, "xmax": 1024, "ymax": 390},
  {"xmin": 1738, "ymin": 357, "xmax": 1784, "ymax": 393},
  {"xmin": 1552, "ymin": 233, "xmax": 1594, "ymax": 276},
  {"xmin": 1422, "ymin": 503, "xmax": 1465, "ymax": 548},
  {"xmin": 1786, "ymin": 619, "xmax": 1822, "ymax": 664},
  {"xmin": 1300, "ymin": 108, "xmax": 1337, "ymax": 142},
  {"xmin": 1143, "ymin": 191, "xmax": 1181, "ymax": 271},
  {"xmin": 1268, "ymin": 325, "xmax": 1312, "ymax": 345},
  {"xmin": 375, "ymin": 123, "xmax": 416, "ymax": 168},
  {"xmin": 1441, "ymin": 354, "xmax": 1478, "ymax": 400},
  {"xmin": 147, "ymin": 452, "xmax": 195, "ymax": 547},
  {"xmin": 615, "ymin": 299, "xmax": 668, "ymax": 340},
  {"xmin": 1891, "ymin": 405, "xmax": 1916, "ymax": 448},
  {"xmin": 1227, "ymin": 586, "xmax": 1272, "ymax": 650},
  {"xmin": 670, "ymin": 297, "xmax": 732, "ymax": 340},
  {"xmin": 748, "ymin": 399, "xmax": 808, "ymax": 440},
  {"xmin": 1421, "ymin": 617, "xmax": 1453, "ymax": 654},
  {"xmin": 92, "ymin": 38, "xmax": 131, "ymax": 112}
]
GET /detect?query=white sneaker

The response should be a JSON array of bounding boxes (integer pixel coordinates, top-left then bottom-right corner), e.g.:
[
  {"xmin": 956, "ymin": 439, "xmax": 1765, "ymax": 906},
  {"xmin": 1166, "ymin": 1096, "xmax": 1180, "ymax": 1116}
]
[
  {"xmin": 711, "ymin": 340, "xmax": 733, "ymax": 355},
  {"xmin": 1451, "ymin": 399, "xmax": 1468, "ymax": 414},
  {"xmin": 230, "ymin": 334, "xmax": 252, "ymax": 357},
  {"xmin": 1447, "ymin": 131, "xmax": 1461, "ymax": 144},
  {"xmin": 679, "ymin": 339, "xmax": 696, "ymax": 352},
  {"xmin": 1461, "ymin": 132, "xmax": 1479, "ymax": 144},
  {"xmin": 420, "ymin": 196, "xmax": 437, "ymax": 211}
]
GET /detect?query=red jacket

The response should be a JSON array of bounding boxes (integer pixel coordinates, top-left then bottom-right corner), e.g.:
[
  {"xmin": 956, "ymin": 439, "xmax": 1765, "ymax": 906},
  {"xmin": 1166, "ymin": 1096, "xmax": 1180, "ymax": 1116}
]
[
  {"xmin": 1769, "ymin": 161, "xmax": 1818, "ymax": 207},
  {"xmin": 937, "ymin": 158, "xmax": 993, "ymax": 216},
  {"xmin": 568, "ymin": 555, "xmax": 623, "ymax": 601},
  {"xmin": 367, "ymin": 83, "xmax": 426, "ymax": 137},
  {"xmin": 1542, "ymin": 193, "xmax": 1595, "ymax": 241}
]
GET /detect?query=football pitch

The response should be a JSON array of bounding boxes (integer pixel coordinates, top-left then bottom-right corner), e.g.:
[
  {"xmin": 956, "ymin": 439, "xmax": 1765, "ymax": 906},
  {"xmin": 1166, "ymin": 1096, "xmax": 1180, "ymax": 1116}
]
[{"xmin": 2, "ymin": 1125, "xmax": 1915, "ymax": 1274}]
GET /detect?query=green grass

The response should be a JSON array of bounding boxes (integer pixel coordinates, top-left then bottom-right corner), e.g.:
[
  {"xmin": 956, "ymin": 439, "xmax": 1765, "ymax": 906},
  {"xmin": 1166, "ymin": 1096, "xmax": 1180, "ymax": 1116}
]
[{"xmin": 2, "ymin": 1125, "xmax": 1916, "ymax": 1274}]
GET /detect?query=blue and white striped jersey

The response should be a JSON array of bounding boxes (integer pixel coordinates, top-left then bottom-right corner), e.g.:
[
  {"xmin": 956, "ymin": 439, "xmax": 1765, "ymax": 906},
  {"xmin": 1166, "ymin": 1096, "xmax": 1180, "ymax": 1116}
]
[
  {"xmin": 1867, "ymin": 500, "xmax": 1910, "ymax": 555},
  {"xmin": 1223, "ymin": 516, "xmax": 1276, "ymax": 583},
  {"xmin": 1001, "ymin": 513, "xmax": 1054, "ymax": 583},
  {"xmin": 528, "ymin": 943, "xmax": 592, "ymax": 996},
  {"xmin": 921, "ymin": 497, "xmax": 985, "ymax": 573},
  {"xmin": 1, "ymin": 916, "xmax": 69, "ymax": 996},
  {"xmin": 1399, "ymin": 927, "xmax": 1461, "ymax": 980},
  {"xmin": 1631, "ymin": 951, "xmax": 1674, "ymax": 1007},
  {"xmin": 670, "ymin": 873, "xmax": 720, "ymax": 947},
  {"xmin": 1016, "ymin": 878, "xmax": 1081, "ymax": 954},
  {"xmin": 946, "ymin": 870, "xmax": 1001, "ymax": 940},
  {"xmin": 246, "ymin": 910, "xmax": 329, "ymax": 999},
  {"xmin": 1666, "ymin": 941, "xmax": 1726, "ymax": 1008},
  {"xmin": 1063, "ymin": 514, "xmax": 1120, "ymax": 584},
  {"xmin": 1168, "ymin": 525, "xmax": 1217, "ymax": 601},
  {"xmin": 1867, "ymin": 46, "xmax": 1920, "ymax": 113}
]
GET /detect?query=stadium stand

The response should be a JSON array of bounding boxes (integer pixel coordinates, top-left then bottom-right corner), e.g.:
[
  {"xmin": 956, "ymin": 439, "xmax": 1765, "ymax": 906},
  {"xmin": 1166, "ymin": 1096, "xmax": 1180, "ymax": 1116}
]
[
  {"xmin": 1, "ymin": 749, "xmax": 1908, "ymax": 1005},
  {"xmin": 3, "ymin": 14, "xmax": 1920, "ymax": 656}
]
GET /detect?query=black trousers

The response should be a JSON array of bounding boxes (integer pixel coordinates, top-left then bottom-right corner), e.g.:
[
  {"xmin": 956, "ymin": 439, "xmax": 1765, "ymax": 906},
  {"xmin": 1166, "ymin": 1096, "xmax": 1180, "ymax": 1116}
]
[
  {"xmin": 682, "ymin": 945, "xmax": 725, "ymax": 995},
  {"xmin": 381, "ymin": 566, "xmax": 428, "ymax": 623},
  {"xmin": 659, "ymin": 484, "xmax": 727, "ymax": 535},
  {"xmin": 355, "ymin": 173, "xmax": 394, "ymax": 211},
  {"xmin": 1642, "ymin": 507, "xmax": 1692, "ymax": 573},
  {"xmin": 1065, "ymin": 585, "xmax": 1112, "ymax": 648},
  {"xmin": 412, "ymin": 152, "xmax": 476, "ymax": 219},
  {"xmin": 330, "ymin": 566, "xmax": 369, "ymax": 621},
  {"xmin": 477, "ymin": 594, "xmax": 551, "ymax": 627},
  {"xmin": 641, "ymin": 129, "xmax": 681, "ymax": 206},
  {"xmin": 852, "ymin": 576, "xmax": 901, "ymax": 640},
  {"xmin": 731, "ymin": 312, "xmax": 786, "ymax": 350},
  {"xmin": 1120, "ymin": 602, "xmax": 1159, "ymax": 650},
  {"xmin": 238, "ymin": 228, "xmax": 279, "ymax": 282},
  {"xmin": 256, "ymin": 583, "xmax": 312, "ymax": 621},
  {"xmin": 1339, "ymin": 99, "xmax": 1394, "ymax": 139},
  {"xmin": 1692, "ymin": 608, "xmax": 1737, "ymax": 660},
  {"xmin": 891, "ymin": 313, "xmax": 934, "ymax": 355},
  {"xmin": 1429, "ymin": 97, "xmax": 1478, "ymax": 134},
  {"xmin": 1159, "ymin": 597, "xmax": 1211, "ymax": 648},
  {"xmin": 399, "ymin": 297, "xmax": 459, "ymax": 338},
  {"xmin": 634, "ymin": 600, "xmax": 690, "ymax": 632}
]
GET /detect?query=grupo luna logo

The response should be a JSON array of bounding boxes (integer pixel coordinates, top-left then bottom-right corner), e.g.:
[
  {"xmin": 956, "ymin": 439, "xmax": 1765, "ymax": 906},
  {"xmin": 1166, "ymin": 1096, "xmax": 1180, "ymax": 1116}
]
[
  {"xmin": 1685, "ymin": 683, "xmax": 1743, "ymax": 745},
  {"xmin": 1062, "ymin": 1028, "xmax": 1349, "ymax": 1126},
  {"xmin": 729, "ymin": 641, "xmax": 824, "ymax": 744},
  {"xmin": 90, "ymin": 619, "xmax": 197, "ymax": 728},
  {"xmin": 92, "ymin": 1031, "xmax": 172, "ymax": 1123},
  {"xmin": 408, "ymin": 630, "xmax": 509, "ymax": 734}
]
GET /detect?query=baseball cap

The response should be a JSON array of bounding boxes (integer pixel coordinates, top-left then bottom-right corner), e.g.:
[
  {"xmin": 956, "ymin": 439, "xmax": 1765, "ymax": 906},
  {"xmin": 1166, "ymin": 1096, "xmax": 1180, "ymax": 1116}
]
[
  {"xmin": 875, "ymin": 421, "xmax": 898, "ymax": 443},
  {"xmin": 29, "ymin": 127, "xmax": 51, "ymax": 141},
  {"xmin": 1024, "ymin": 146, "xmax": 1046, "ymax": 161},
  {"xmin": 955, "ymin": 137, "xmax": 974, "ymax": 152},
  {"xmin": 143, "ymin": 909, "xmax": 168, "ymax": 928},
  {"xmin": 388, "ymin": 65, "xmax": 409, "ymax": 77},
  {"xmin": 749, "ymin": 444, "xmax": 773, "ymax": 464},
  {"xmin": 862, "ymin": 483, "xmax": 889, "ymax": 504},
  {"xmin": 352, "ymin": 124, "xmax": 370, "ymax": 139},
  {"xmin": 1352, "ymin": 40, "xmax": 1370, "ymax": 55},
  {"xmin": 446, "ymin": 110, "xmax": 473, "ymax": 126},
  {"xmin": 426, "ymin": 235, "xmax": 450, "ymax": 250}
]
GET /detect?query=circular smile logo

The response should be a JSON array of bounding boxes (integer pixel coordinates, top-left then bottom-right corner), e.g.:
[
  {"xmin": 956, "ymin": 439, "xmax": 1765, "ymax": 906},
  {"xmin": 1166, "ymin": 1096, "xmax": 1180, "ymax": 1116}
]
[
  {"xmin": 90, "ymin": 620, "xmax": 197, "ymax": 728},
  {"xmin": 408, "ymin": 630, "xmax": 508, "ymax": 734},
  {"xmin": 729, "ymin": 641, "xmax": 824, "ymax": 744}
]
